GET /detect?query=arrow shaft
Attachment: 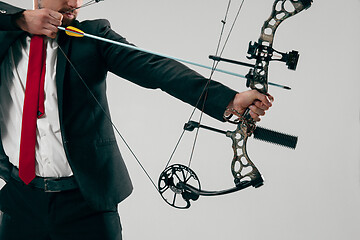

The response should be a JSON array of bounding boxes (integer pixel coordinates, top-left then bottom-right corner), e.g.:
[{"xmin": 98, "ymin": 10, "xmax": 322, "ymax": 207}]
[
  {"xmin": 58, "ymin": 26, "xmax": 289, "ymax": 89},
  {"xmin": 83, "ymin": 30, "xmax": 247, "ymax": 79}
]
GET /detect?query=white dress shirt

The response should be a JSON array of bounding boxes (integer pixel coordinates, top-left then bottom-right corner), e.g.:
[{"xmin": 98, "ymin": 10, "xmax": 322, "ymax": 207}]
[{"xmin": 0, "ymin": 35, "xmax": 73, "ymax": 178}]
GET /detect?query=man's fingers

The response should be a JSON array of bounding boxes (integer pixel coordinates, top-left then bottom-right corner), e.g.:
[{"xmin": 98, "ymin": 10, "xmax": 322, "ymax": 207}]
[
  {"xmin": 45, "ymin": 24, "xmax": 59, "ymax": 34},
  {"xmin": 253, "ymin": 90, "xmax": 273, "ymax": 108},
  {"xmin": 249, "ymin": 104, "xmax": 265, "ymax": 117},
  {"xmin": 44, "ymin": 10, "xmax": 62, "ymax": 36},
  {"xmin": 49, "ymin": 10, "xmax": 63, "ymax": 21},
  {"xmin": 248, "ymin": 90, "xmax": 274, "ymax": 121},
  {"xmin": 42, "ymin": 29, "xmax": 57, "ymax": 38},
  {"xmin": 48, "ymin": 10, "xmax": 63, "ymax": 25},
  {"xmin": 266, "ymin": 94, "xmax": 274, "ymax": 103},
  {"xmin": 47, "ymin": 16, "xmax": 62, "ymax": 27},
  {"xmin": 253, "ymin": 98, "xmax": 272, "ymax": 111},
  {"xmin": 249, "ymin": 110, "xmax": 261, "ymax": 122},
  {"xmin": 39, "ymin": 10, "xmax": 62, "ymax": 38}
]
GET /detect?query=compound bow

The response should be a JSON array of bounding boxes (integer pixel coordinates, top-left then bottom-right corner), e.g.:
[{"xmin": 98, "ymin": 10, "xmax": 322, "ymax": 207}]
[
  {"xmin": 157, "ymin": 0, "xmax": 313, "ymax": 209},
  {"xmin": 58, "ymin": 0, "xmax": 313, "ymax": 209}
]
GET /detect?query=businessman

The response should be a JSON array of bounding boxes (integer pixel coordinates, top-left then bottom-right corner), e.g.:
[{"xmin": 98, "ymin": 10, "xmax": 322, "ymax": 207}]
[{"xmin": 0, "ymin": 0, "xmax": 273, "ymax": 239}]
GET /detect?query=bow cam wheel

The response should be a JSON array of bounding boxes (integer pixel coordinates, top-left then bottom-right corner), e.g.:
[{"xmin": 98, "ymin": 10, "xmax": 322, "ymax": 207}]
[{"xmin": 158, "ymin": 164, "xmax": 201, "ymax": 209}]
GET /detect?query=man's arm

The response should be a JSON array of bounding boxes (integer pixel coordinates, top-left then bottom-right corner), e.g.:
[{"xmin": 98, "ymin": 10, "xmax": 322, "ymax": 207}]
[
  {"xmin": 2, "ymin": 1, "xmax": 272, "ymax": 121},
  {"xmin": 93, "ymin": 20, "xmax": 273, "ymax": 122}
]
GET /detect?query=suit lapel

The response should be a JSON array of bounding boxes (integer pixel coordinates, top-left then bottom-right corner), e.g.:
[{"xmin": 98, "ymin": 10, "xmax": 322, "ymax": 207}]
[{"xmin": 56, "ymin": 31, "xmax": 71, "ymax": 125}]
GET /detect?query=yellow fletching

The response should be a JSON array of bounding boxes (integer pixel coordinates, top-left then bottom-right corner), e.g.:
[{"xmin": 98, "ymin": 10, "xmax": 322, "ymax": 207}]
[{"xmin": 65, "ymin": 26, "xmax": 85, "ymax": 37}]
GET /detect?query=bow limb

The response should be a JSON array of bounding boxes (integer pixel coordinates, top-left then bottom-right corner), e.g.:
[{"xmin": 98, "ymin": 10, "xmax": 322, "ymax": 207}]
[
  {"xmin": 157, "ymin": 163, "xmax": 255, "ymax": 209},
  {"xmin": 246, "ymin": 0, "xmax": 313, "ymax": 93}
]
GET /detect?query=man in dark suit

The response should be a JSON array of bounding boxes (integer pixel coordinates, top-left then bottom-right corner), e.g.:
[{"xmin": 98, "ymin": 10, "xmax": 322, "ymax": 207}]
[{"xmin": 0, "ymin": 0, "xmax": 273, "ymax": 239}]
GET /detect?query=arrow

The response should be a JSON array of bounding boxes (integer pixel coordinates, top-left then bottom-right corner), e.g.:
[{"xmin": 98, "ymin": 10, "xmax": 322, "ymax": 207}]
[{"xmin": 57, "ymin": 26, "xmax": 290, "ymax": 90}]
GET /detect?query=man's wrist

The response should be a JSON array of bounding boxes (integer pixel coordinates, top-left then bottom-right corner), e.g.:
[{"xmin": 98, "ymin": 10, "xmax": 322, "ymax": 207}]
[{"xmin": 11, "ymin": 10, "xmax": 26, "ymax": 30}]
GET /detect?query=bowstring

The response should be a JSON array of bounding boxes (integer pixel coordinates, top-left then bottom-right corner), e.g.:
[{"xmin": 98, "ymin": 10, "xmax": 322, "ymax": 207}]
[
  {"xmin": 165, "ymin": 0, "xmax": 246, "ymax": 172},
  {"xmin": 164, "ymin": 1, "xmax": 232, "ymax": 169},
  {"xmin": 57, "ymin": 45, "xmax": 159, "ymax": 192},
  {"xmin": 58, "ymin": 0, "xmax": 159, "ymax": 192},
  {"xmin": 61, "ymin": 0, "xmax": 160, "ymax": 192},
  {"xmin": 184, "ymin": 0, "xmax": 233, "ymax": 171},
  {"xmin": 65, "ymin": 0, "xmax": 104, "ymax": 13}
]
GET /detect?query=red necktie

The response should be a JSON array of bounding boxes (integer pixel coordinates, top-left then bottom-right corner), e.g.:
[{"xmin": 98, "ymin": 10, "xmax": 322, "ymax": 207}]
[{"xmin": 19, "ymin": 35, "xmax": 46, "ymax": 184}]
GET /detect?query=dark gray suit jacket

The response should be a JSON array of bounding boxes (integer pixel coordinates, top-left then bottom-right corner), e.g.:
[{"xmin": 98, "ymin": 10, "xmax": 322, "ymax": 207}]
[{"xmin": 0, "ymin": 2, "xmax": 237, "ymax": 210}]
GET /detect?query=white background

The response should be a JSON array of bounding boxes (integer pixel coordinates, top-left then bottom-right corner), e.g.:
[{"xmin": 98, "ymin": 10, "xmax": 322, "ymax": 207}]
[{"xmin": 7, "ymin": 1, "xmax": 360, "ymax": 239}]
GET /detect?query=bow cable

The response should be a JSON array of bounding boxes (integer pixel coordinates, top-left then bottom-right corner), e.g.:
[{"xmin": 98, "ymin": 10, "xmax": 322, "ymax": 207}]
[
  {"xmin": 165, "ymin": 0, "xmax": 246, "ymax": 172},
  {"xmin": 163, "ymin": 0, "xmax": 234, "ymax": 169},
  {"xmin": 57, "ymin": 45, "xmax": 160, "ymax": 192},
  {"xmin": 59, "ymin": 0, "xmax": 165, "ymax": 192}
]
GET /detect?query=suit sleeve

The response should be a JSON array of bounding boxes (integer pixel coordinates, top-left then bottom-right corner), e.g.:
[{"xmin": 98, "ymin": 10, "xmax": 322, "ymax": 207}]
[
  {"xmin": 94, "ymin": 20, "xmax": 237, "ymax": 121},
  {"xmin": 0, "ymin": 1, "xmax": 25, "ymax": 31}
]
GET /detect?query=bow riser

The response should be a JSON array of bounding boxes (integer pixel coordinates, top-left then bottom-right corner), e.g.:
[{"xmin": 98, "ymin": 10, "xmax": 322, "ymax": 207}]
[
  {"xmin": 230, "ymin": 0, "xmax": 313, "ymax": 192},
  {"xmin": 228, "ymin": 123, "xmax": 264, "ymax": 188}
]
